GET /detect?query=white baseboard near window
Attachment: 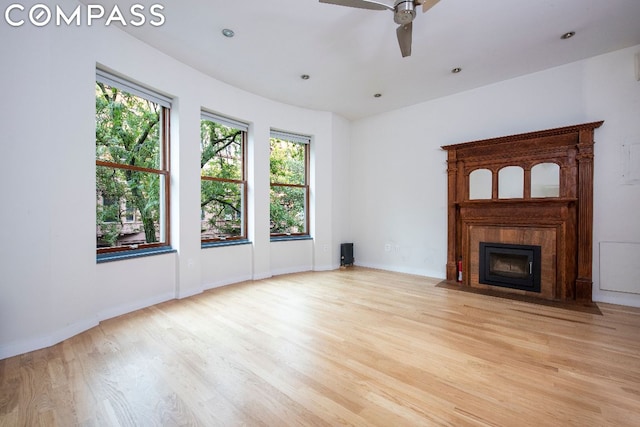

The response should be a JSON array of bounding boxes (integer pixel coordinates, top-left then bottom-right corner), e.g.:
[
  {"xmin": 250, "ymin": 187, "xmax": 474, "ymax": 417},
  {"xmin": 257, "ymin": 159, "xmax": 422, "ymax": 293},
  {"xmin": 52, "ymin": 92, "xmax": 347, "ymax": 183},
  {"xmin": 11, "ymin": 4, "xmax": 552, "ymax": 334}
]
[
  {"xmin": 98, "ymin": 291, "xmax": 176, "ymax": 323},
  {"xmin": 313, "ymin": 263, "xmax": 341, "ymax": 272},
  {"xmin": 270, "ymin": 265, "xmax": 313, "ymax": 277},
  {"xmin": 0, "ymin": 318, "xmax": 98, "ymax": 361},
  {"xmin": 203, "ymin": 274, "xmax": 253, "ymax": 291},
  {"xmin": 252, "ymin": 272, "xmax": 273, "ymax": 281}
]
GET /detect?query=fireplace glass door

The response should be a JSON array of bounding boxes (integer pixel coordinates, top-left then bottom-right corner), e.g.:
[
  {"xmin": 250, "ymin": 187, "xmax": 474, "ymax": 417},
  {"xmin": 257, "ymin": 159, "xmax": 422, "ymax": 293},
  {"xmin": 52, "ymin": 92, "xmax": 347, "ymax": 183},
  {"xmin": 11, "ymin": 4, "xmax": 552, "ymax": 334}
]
[{"xmin": 479, "ymin": 242, "xmax": 541, "ymax": 292}]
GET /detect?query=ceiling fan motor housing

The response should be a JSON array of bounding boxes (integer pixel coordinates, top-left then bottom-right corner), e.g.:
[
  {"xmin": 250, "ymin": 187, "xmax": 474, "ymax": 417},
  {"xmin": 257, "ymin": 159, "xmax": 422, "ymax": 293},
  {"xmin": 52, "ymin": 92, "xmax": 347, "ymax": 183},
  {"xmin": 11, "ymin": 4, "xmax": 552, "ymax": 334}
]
[{"xmin": 394, "ymin": 0, "xmax": 416, "ymax": 25}]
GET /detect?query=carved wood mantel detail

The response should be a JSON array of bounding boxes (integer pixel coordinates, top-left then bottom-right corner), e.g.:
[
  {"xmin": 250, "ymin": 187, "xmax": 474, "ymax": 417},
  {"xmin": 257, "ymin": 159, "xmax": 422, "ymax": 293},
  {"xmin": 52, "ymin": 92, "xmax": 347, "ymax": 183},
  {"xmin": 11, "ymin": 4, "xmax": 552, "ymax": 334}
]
[{"xmin": 442, "ymin": 121, "xmax": 603, "ymax": 301}]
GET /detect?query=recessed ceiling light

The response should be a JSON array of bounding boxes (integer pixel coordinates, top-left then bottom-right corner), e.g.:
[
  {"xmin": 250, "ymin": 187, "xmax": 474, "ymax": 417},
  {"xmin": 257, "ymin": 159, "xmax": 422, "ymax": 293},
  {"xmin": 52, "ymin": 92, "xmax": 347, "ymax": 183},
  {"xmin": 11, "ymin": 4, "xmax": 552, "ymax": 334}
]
[
  {"xmin": 374, "ymin": 93, "xmax": 382, "ymax": 98},
  {"xmin": 561, "ymin": 31, "xmax": 575, "ymax": 40},
  {"xmin": 451, "ymin": 67, "xmax": 462, "ymax": 74},
  {"xmin": 300, "ymin": 74, "xmax": 310, "ymax": 80},
  {"xmin": 221, "ymin": 28, "xmax": 235, "ymax": 38}
]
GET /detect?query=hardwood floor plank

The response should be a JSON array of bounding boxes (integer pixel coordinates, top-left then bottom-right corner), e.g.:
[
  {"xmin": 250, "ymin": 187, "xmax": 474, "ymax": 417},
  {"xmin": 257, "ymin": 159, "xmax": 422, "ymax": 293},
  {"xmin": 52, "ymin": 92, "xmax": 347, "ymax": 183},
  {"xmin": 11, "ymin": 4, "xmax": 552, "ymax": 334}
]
[{"xmin": 1, "ymin": 267, "xmax": 640, "ymax": 426}]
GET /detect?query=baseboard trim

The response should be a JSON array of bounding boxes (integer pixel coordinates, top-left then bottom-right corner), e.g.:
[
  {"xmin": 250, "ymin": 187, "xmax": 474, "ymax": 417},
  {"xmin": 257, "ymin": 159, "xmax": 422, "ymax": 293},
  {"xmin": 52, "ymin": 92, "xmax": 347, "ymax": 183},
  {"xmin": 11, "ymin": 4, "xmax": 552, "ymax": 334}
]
[
  {"xmin": 98, "ymin": 292, "xmax": 176, "ymax": 323},
  {"xmin": 313, "ymin": 263, "xmax": 339, "ymax": 272},
  {"xmin": 203, "ymin": 274, "xmax": 253, "ymax": 291},
  {"xmin": 271, "ymin": 265, "xmax": 313, "ymax": 277},
  {"xmin": 354, "ymin": 262, "xmax": 444, "ymax": 280},
  {"xmin": 0, "ymin": 317, "xmax": 98, "ymax": 361}
]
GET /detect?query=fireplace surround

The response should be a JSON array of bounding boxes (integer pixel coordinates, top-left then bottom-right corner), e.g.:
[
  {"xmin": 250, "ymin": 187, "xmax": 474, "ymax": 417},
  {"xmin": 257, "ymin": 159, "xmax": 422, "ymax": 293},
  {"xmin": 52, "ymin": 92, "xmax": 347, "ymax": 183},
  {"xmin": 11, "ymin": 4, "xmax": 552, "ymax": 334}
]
[{"xmin": 442, "ymin": 121, "xmax": 603, "ymax": 302}]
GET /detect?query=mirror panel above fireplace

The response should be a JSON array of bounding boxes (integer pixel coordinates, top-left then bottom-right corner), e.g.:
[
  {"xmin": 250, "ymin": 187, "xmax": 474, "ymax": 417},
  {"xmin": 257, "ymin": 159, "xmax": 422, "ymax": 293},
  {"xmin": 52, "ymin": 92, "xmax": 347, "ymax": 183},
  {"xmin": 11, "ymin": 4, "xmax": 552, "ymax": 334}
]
[
  {"xmin": 498, "ymin": 166, "xmax": 525, "ymax": 199},
  {"xmin": 469, "ymin": 162, "xmax": 562, "ymax": 201},
  {"xmin": 469, "ymin": 169, "xmax": 492, "ymax": 200},
  {"xmin": 442, "ymin": 121, "xmax": 604, "ymax": 302},
  {"xmin": 531, "ymin": 162, "xmax": 560, "ymax": 198}
]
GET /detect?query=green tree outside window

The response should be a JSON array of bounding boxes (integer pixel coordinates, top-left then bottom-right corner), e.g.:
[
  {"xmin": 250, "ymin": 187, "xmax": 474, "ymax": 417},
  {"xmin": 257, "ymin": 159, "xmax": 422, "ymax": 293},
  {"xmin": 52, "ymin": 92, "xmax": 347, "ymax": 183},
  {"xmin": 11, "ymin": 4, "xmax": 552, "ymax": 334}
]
[
  {"xmin": 95, "ymin": 80, "xmax": 169, "ymax": 251},
  {"xmin": 200, "ymin": 117, "xmax": 247, "ymax": 241},
  {"xmin": 270, "ymin": 135, "xmax": 309, "ymax": 235}
]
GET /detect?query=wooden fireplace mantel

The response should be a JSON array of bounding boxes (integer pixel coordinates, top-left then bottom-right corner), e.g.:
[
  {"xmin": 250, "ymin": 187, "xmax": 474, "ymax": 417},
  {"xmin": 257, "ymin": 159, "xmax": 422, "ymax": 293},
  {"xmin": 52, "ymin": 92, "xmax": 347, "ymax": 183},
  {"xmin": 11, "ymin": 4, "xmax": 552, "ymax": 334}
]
[{"xmin": 442, "ymin": 121, "xmax": 603, "ymax": 301}]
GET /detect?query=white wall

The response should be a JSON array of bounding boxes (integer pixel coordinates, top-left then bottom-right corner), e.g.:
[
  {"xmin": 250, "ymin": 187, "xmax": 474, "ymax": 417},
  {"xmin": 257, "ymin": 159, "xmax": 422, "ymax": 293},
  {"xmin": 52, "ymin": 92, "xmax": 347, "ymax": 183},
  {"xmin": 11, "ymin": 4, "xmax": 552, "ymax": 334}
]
[
  {"xmin": 1, "ymin": 20, "xmax": 98, "ymax": 359},
  {"xmin": 584, "ymin": 47, "xmax": 640, "ymax": 306},
  {"xmin": 0, "ymin": 0, "xmax": 350, "ymax": 359},
  {"xmin": 350, "ymin": 45, "xmax": 640, "ymax": 307},
  {"xmin": 331, "ymin": 114, "xmax": 353, "ymax": 265}
]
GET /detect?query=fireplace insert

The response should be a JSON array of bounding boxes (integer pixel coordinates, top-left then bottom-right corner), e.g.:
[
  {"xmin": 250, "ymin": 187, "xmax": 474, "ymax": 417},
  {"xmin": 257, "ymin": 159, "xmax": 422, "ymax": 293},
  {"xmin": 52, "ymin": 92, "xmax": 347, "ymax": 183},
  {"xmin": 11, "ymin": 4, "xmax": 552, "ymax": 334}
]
[{"xmin": 479, "ymin": 242, "xmax": 541, "ymax": 292}]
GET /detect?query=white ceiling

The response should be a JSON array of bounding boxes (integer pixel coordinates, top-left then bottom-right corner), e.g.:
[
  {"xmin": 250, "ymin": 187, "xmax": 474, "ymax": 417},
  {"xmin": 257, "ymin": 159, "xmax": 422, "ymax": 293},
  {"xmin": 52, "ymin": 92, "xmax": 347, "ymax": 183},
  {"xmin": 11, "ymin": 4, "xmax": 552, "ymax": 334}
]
[{"xmin": 105, "ymin": 0, "xmax": 640, "ymax": 120}]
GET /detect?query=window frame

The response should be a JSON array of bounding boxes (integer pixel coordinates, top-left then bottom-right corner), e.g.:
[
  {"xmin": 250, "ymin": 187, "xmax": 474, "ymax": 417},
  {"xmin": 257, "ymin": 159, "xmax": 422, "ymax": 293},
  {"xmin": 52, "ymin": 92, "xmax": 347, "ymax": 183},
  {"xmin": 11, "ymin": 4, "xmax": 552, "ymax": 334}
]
[
  {"xmin": 269, "ymin": 130, "xmax": 311, "ymax": 238},
  {"xmin": 95, "ymin": 70, "xmax": 171, "ymax": 255},
  {"xmin": 200, "ymin": 111, "xmax": 248, "ymax": 243}
]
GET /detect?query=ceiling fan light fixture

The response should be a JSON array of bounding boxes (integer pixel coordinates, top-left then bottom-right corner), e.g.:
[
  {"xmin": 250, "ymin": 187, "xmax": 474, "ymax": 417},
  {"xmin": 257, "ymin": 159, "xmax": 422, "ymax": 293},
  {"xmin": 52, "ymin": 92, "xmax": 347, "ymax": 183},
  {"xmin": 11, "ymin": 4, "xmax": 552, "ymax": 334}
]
[
  {"xmin": 221, "ymin": 28, "xmax": 235, "ymax": 38},
  {"xmin": 561, "ymin": 31, "xmax": 575, "ymax": 40},
  {"xmin": 394, "ymin": 1, "xmax": 416, "ymax": 25},
  {"xmin": 319, "ymin": 0, "xmax": 440, "ymax": 58}
]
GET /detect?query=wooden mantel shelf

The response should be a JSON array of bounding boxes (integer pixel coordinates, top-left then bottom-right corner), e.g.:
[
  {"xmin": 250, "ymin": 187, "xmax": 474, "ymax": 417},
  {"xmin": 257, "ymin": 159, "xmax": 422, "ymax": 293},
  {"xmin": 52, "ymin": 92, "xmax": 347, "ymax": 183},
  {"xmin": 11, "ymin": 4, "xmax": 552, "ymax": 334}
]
[
  {"xmin": 442, "ymin": 121, "xmax": 604, "ymax": 302},
  {"xmin": 456, "ymin": 198, "xmax": 578, "ymax": 207},
  {"xmin": 441, "ymin": 121, "xmax": 605, "ymax": 152}
]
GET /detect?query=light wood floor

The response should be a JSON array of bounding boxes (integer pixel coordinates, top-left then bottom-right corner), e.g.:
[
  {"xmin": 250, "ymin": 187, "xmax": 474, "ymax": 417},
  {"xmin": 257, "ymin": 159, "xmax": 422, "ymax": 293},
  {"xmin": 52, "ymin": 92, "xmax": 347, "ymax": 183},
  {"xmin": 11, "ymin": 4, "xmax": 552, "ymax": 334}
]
[{"xmin": 1, "ymin": 267, "xmax": 640, "ymax": 426}]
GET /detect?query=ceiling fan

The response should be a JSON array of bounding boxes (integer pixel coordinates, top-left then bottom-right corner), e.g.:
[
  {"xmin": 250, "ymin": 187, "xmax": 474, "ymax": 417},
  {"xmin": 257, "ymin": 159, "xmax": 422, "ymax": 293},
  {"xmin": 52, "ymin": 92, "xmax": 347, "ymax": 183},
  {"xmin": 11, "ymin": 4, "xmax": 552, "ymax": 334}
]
[{"xmin": 319, "ymin": 0, "xmax": 440, "ymax": 57}]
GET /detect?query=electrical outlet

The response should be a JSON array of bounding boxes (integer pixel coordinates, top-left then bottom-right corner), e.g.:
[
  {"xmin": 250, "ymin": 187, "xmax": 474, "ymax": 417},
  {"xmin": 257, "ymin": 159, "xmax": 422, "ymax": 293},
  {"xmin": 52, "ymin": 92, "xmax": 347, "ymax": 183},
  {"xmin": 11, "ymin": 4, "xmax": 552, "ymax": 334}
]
[{"xmin": 384, "ymin": 243, "xmax": 391, "ymax": 252}]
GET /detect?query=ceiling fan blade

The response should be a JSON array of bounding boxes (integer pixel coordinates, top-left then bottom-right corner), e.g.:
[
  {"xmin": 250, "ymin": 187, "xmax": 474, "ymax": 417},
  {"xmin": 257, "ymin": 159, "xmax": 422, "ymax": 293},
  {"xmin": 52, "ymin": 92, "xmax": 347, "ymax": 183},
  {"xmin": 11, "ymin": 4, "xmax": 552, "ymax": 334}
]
[
  {"xmin": 420, "ymin": 0, "xmax": 440, "ymax": 13},
  {"xmin": 396, "ymin": 22, "xmax": 413, "ymax": 57},
  {"xmin": 319, "ymin": 0, "xmax": 393, "ymax": 11}
]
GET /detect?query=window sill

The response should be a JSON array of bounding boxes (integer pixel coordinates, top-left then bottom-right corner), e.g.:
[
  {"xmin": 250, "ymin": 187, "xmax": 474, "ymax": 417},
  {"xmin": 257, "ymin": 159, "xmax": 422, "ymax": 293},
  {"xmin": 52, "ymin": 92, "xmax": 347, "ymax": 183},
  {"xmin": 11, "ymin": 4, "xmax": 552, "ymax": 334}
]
[
  {"xmin": 201, "ymin": 239, "xmax": 251, "ymax": 249},
  {"xmin": 97, "ymin": 246, "xmax": 176, "ymax": 264},
  {"xmin": 270, "ymin": 235, "xmax": 313, "ymax": 242}
]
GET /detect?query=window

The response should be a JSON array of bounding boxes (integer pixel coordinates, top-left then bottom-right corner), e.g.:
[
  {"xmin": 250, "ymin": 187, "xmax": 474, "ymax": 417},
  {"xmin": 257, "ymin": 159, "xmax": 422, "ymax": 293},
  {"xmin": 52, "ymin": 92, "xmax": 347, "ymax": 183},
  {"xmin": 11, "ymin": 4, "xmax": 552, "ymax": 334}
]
[
  {"xmin": 101, "ymin": 196, "xmax": 120, "ymax": 223},
  {"xmin": 200, "ymin": 112, "xmax": 248, "ymax": 242},
  {"xmin": 95, "ymin": 70, "xmax": 171, "ymax": 253},
  {"xmin": 124, "ymin": 201, "xmax": 137, "ymax": 223},
  {"xmin": 269, "ymin": 130, "xmax": 310, "ymax": 236}
]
